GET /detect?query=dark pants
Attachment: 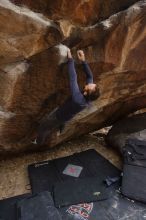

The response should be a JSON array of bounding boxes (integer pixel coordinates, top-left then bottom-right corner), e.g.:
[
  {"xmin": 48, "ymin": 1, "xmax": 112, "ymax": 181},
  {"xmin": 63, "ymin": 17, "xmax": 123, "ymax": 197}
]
[{"xmin": 36, "ymin": 109, "xmax": 63, "ymax": 145}]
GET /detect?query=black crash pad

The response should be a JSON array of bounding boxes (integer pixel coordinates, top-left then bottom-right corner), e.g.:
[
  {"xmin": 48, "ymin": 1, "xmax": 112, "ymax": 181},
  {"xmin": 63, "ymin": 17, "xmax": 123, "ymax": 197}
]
[
  {"xmin": 54, "ymin": 177, "xmax": 116, "ymax": 207},
  {"xmin": 0, "ymin": 194, "xmax": 30, "ymax": 220},
  {"xmin": 17, "ymin": 191, "xmax": 62, "ymax": 220},
  {"xmin": 28, "ymin": 149, "xmax": 120, "ymax": 194},
  {"xmin": 0, "ymin": 192, "xmax": 62, "ymax": 220}
]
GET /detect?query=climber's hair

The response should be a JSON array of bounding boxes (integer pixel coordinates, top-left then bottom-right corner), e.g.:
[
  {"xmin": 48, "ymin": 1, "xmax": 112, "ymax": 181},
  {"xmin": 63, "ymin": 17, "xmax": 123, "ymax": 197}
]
[{"xmin": 85, "ymin": 86, "xmax": 100, "ymax": 101}]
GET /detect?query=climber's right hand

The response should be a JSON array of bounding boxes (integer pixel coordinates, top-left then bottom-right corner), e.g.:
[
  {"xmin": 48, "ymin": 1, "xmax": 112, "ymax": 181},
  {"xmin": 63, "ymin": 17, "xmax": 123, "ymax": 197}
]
[{"xmin": 67, "ymin": 49, "xmax": 72, "ymax": 59}]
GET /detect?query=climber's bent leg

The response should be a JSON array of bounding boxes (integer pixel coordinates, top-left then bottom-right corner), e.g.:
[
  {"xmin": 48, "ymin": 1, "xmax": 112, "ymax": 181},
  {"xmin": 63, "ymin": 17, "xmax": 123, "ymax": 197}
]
[
  {"xmin": 33, "ymin": 110, "xmax": 62, "ymax": 145},
  {"xmin": 36, "ymin": 129, "xmax": 52, "ymax": 145}
]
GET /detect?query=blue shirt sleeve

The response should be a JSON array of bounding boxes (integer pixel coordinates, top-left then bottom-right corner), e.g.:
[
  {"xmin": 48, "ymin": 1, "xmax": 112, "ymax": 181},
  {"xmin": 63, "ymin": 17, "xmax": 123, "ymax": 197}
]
[
  {"xmin": 68, "ymin": 58, "xmax": 86, "ymax": 105},
  {"xmin": 82, "ymin": 61, "xmax": 93, "ymax": 84}
]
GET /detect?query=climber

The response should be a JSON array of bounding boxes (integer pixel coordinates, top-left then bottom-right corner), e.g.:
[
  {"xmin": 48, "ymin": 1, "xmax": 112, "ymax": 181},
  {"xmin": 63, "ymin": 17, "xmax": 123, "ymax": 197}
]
[{"xmin": 32, "ymin": 49, "xmax": 99, "ymax": 145}]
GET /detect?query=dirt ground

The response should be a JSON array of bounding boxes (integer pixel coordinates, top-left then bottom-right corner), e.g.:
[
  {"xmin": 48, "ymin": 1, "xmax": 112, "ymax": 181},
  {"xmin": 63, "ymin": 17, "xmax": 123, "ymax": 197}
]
[{"xmin": 0, "ymin": 134, "xmax": 122, "ymax": 200}]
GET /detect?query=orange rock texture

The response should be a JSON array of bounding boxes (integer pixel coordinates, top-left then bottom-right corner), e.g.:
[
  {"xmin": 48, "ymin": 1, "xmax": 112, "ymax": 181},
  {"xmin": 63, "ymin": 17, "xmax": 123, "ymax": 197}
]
[{"xmin": 0, "ymin": 0, "xmax": 146, "ymax": 154}]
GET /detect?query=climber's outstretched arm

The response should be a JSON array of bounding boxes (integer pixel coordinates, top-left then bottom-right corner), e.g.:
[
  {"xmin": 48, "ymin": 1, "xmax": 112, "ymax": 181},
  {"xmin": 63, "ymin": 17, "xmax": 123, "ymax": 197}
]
[
  {"xmin": 67, "ymin": 49, "xmax": 86, "ymax": 105},
  {"xmin": 77, "ymin": 50, "xmax": 93, "ymax": 84}
]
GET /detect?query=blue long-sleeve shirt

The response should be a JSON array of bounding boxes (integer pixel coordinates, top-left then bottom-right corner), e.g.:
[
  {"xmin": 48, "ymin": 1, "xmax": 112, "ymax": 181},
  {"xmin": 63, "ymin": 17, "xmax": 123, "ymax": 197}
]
[{"xmin": 56, "ymin": 58, "xmax": 93, "ymax": 123}]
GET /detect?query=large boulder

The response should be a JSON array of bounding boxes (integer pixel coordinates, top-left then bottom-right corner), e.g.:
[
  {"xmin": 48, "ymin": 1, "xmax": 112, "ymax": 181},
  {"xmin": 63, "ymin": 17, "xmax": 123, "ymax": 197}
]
[
  {"xmin": 0, "ymin": 0, "xmax": 146, "ymax": 154},
  {"xmin": 106, "ymin": 113, "xmax": 146, "ymax": 154}
]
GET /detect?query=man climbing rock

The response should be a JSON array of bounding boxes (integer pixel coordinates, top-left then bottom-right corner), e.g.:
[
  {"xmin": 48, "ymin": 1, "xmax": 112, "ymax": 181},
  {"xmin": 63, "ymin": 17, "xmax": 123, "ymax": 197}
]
[{"xmin": 32, "ymin": 49, "xmax": 99, "ymax": 145}]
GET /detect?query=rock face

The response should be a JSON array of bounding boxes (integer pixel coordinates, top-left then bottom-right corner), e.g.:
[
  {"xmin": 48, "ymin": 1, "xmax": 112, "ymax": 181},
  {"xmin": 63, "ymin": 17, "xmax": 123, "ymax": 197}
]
[
  {"xmin": 0, "ymin": 0, "xmax": 146, "ymax": 154},
  {"xmin": 106, "ymin": 113, "xmax": 146, "ymax": 154},
  {"xmin": 11, "ymin": 0, "xmax": 138, "ymax": 25}
]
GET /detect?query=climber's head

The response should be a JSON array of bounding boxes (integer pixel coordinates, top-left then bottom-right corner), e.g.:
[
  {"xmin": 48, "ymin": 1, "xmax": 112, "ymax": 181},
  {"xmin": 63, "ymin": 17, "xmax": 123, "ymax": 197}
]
[{"xmin": 83, "ymin": 83, "xmax": 99, "ymax": 101}]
